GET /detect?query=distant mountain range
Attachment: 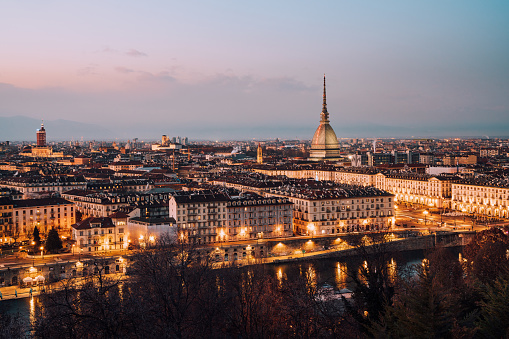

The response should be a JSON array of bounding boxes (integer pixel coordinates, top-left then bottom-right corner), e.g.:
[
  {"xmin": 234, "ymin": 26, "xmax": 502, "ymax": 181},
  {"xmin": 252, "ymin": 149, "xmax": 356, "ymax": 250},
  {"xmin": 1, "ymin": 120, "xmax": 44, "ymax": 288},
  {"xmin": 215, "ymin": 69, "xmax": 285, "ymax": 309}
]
[
  {"xmin": 0, "ymin": 116, "xmax": 114, "ymax": 141},
  {"xmin": 1, "ymin": 115, "xmax": 507, "ymax": 142}
]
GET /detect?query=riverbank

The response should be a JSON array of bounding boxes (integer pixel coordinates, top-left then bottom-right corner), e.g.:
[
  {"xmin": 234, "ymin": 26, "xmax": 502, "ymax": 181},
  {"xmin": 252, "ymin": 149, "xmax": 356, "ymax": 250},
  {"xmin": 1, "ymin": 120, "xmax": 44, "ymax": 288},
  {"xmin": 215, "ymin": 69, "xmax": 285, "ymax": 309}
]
[{"xmin": 0, "ymin": 231, "xmax": 474, "ymax": 300}]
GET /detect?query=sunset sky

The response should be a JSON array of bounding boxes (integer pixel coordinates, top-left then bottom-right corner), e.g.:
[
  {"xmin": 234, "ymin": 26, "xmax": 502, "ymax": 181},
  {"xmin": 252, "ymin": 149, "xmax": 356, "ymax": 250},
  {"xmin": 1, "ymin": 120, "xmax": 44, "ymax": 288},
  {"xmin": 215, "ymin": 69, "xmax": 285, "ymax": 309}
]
[{"xmin": 1, "ymin": 1, "xmax": 508, "ymax": 140}]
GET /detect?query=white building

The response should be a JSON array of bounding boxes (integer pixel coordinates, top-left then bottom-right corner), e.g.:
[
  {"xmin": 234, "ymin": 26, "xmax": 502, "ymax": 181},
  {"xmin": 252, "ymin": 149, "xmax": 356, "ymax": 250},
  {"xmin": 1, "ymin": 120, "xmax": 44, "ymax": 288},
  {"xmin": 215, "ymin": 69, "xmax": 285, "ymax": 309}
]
[{"xmin": 71, "ymin": 213, "xmax": 128, "ymax": 253}]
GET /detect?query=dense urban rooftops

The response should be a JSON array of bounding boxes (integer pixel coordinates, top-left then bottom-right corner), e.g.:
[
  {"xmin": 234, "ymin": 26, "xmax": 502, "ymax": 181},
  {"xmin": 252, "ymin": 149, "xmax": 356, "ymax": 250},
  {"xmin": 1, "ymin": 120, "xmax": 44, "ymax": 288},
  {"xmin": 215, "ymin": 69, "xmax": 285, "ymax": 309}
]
[{"xmin": 270, "ymin": 180, "xmax": 393, "ymax": 200}]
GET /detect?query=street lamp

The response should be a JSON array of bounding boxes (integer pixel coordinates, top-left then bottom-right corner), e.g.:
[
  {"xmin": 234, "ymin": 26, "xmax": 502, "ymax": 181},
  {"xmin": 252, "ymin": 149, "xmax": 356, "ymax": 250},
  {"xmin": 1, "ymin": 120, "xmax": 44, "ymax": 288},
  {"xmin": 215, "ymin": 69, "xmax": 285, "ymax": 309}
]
[
  {"xmin": 40, "ymin": 246, "xmax": 44, "ymax": 259},
  {"xmin": 423, "ymin": 210, "xmax": 429, "ymax": 225},
  {"xmin": 307, "ymin": 223, "xmax": 315, "ymax": 238}
]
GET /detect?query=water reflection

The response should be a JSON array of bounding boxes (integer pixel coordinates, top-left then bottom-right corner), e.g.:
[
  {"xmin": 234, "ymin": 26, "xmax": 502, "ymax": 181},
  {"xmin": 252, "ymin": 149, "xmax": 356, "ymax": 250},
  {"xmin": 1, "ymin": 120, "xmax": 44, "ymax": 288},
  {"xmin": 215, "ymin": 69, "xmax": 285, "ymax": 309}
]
[
  {"xmin": 388, "ymin": 258, "xmax": 397, "ymax": 284},
  {"xmin": 29, "ymin": 296, "xmax": 35, "ymax": 325},
  {"xmin": 276, "ymin": 268, "xmax": 284, "ymax": 287},
  {"xmin": 306, "ymin": 264, "xmax": 317, "ymax": 289},
  {"xmin": 335, "ymin": 262, "xmax": 347, "ymax": 289}
]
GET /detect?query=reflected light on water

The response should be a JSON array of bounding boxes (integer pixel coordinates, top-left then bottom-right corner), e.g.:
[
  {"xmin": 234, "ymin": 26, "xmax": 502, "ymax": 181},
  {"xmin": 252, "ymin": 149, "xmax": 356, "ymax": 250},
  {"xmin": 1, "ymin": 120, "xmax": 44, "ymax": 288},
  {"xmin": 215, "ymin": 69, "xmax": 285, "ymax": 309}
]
[
  {"xmin": 388, "ymin": 258, "xmax": 397, "ymax": 283},
  {"xmin": 306, "ymin": 264, "xmax": 317, "ymax": 289},
  {"xmin": 29, "ymin": 296, "xmax": 35, "ymax": 325},
  {"xmin": 335, "ymin": 262, "xmax": 347, "ymax": 289},
  {"xmin": 277, "ymin": 268, "xmax": 284, "ymax": 287}
]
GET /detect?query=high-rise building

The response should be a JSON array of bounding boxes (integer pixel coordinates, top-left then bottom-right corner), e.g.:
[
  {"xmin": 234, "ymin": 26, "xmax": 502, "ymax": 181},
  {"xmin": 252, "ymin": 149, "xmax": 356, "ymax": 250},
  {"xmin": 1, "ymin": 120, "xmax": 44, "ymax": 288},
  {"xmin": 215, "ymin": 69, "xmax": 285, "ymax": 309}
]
[
  {"xmin": 36, "ymin": 121, "xmax": 46, "ymax": 147},
  {"xmin": 309, "ymin": 75, "xmax": 341, "ymax": 161}
]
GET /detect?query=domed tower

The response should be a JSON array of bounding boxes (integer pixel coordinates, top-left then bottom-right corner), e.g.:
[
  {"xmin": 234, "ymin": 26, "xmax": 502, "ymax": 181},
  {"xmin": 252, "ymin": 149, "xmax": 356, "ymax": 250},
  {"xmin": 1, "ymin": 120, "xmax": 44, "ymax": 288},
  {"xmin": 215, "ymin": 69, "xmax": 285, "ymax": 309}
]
[
  {"xmin": 309, "ymin": 75, "xmax": 340, "ymax": 161},
  {"xmin": 37, "ymin": 121, "xmax": 46, "ymax": 147}
]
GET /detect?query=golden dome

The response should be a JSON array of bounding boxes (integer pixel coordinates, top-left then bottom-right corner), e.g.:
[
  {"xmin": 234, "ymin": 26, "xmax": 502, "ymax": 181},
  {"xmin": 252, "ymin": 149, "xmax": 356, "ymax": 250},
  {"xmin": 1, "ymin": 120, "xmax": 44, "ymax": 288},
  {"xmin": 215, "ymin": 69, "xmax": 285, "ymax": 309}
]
[
  {"xmin": 311, "ymin": 122, "xmax": 339, "ymax": 149},
  {"xmin": 309, "ymin": 75, "xmax": 340, "ymax": 161}
]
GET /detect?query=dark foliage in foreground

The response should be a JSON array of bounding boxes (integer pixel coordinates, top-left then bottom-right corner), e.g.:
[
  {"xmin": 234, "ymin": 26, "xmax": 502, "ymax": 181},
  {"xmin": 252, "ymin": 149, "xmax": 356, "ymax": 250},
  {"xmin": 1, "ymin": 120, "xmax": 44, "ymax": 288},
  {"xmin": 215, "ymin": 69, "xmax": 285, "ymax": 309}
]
[{"xmin": 30, "ymin": 228, "xmax": 509, "ymax": 338}]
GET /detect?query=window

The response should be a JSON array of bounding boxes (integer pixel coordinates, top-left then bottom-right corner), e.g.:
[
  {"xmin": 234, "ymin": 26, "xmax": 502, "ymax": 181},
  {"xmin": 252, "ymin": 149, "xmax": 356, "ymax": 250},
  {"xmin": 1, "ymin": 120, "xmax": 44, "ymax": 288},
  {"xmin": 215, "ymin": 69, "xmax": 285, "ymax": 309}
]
[{"xmin": 119, "ymin": 228, "xmax": 124, "ymax": 233}]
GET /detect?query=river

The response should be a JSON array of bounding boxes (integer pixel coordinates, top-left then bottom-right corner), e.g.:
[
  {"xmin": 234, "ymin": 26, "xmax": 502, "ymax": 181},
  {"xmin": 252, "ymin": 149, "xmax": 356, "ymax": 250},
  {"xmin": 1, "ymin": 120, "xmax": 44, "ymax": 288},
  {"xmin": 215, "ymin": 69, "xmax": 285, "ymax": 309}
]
[{"xmin": 0, "ymin": 248, "xmax": 461, "ymax": 320}]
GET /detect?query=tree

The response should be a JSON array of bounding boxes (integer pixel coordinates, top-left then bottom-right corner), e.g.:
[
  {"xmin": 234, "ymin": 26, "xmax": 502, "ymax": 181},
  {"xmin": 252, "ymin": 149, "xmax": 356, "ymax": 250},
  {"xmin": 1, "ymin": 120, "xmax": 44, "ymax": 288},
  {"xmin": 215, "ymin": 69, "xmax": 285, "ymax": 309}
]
[
  {"xmin": 33, "ymin": 226, "xmax": 41, "ymax": 246},
  {"xmin": 464, "ymin": 227, "xmax": 509, "ymax": 284},
  {"xmin": 476, "ymin": 274, "xmax": 509, "ymax": 338},
  {"xmin": 342, "ymin": 233, "xmax": 397, "ymax": 334},
  {"xmin": 370, "ymin": 247, "xmax": 478, "ymax": 339},
  {"xmin": 45, "ymin": 228, "xmax": 62, "ymax": 253},
  {"xmin": 0, "ymin": 313, "xmax": 27, "ymax": 339},
  {"xmin": 463, "ymin": 227, "xmax": 509, "ymax": 262}
]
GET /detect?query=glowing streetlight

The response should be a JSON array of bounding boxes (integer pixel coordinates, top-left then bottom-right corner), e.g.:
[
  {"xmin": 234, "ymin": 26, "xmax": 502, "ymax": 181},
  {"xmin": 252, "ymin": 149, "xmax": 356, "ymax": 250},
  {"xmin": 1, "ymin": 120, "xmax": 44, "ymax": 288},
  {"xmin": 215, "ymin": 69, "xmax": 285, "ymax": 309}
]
[
  {"xmin": 423, "ymin": 210, "xmax": 429, "ymax": 225},
  {"xmin": 307, "ymin": 223, "xmax": 315, "ymax": 238},
  {"xmin": 40, "ymin": 246, "xmax": 44, "ymax": 259}
]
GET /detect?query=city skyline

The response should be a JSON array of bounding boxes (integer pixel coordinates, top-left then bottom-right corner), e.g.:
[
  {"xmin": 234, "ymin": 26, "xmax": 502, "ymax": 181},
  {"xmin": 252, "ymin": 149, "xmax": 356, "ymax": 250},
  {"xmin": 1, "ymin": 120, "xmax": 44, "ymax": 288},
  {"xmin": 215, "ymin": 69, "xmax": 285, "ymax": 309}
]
[{"xmin": 1, "ymin": 1, "xmax": 509, "ymax": 140}]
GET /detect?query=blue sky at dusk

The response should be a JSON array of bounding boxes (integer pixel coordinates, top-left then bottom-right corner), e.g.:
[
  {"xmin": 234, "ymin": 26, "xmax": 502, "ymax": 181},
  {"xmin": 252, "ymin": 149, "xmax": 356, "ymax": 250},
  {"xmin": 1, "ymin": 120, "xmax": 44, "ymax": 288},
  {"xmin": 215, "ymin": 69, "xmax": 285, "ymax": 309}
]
[{"xmin": 1, "ymin": 1, "xmax": 508, "ymax": 140}]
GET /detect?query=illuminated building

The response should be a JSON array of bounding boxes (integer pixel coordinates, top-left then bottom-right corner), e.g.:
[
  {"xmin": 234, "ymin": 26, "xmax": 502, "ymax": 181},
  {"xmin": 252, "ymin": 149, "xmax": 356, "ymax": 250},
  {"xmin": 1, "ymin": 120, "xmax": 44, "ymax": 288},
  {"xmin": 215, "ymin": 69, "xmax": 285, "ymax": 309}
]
[
  {"xmin": 71, "ymin": 213, "xmax": 128, "ymax": 253},
  {"xmin": 257, "ymin": 143, "xmax": 263, "ymax": 164},
  {"xmin": 267, "ymin": 181, "xmax": 394, "ymax": 235},
  {"xmin": 309, "ymin": 75, "xmax": 341, "ymax": 161},
  {"xmin": 451, "ymin": 178, "xmax": 509, "ymax": 218},
  {"xmin": 0, "ymin": 175, "xmax": 87, "ymax": 199},
  {"xmin": 19, "ymin": 122, "xmax": 66, "ymax": 158},
  {"xmin": 36, "ymin": 121, "xmax": 46, "ymax": 147},
  {"xmin": 169, "ymin": 190, "xmax": 293, "ymax": 244},
  {"xmin": 12, "ymin": 198, "xmax": 75, "ymax": 240},
  {"xmin": 0, "ymin": 198, "xmax": 13, "ymax": 243}
]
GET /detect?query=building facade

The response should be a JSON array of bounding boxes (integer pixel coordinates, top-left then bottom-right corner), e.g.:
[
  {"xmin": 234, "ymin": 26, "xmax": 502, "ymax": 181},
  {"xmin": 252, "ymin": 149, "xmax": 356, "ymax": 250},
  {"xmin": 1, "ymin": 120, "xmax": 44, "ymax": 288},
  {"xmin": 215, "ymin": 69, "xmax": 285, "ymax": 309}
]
[
  {"xmin": 169, "ymin": 190, "xmax": 293, "ymax": 244},
  {"xmin": 71, "ymin": 214, "xmax": 128, "ymax": 253},
  {"xmin": 12, "ymin": 198, "xmax": 75, "ymax": 241},
  {"xmin": 267, "ymin": 181, "xmax": 395, "ymax": 235}
]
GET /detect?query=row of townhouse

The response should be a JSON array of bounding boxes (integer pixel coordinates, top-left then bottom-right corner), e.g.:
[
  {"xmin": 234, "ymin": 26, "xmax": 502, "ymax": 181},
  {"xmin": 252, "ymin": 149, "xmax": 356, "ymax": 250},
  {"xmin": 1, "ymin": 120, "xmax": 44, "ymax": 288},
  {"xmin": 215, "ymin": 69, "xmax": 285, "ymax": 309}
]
[
  {"xmin": 207, "ymin": 174, "xmax": 395, "ymax": 235},
  {"xmin": 61, "ymin": 189, "xmax": 171, "ymax": 218},
  {"xmin": 0, "ymin": 198, "xmax": 75, "ymax": 242},
  {"xmin": 253, "ymin": 166, "xmax": 509, "ymax": 218},
  {"xmin": 266, "ymin": 181, "xmax": 395, "ymax": 235},
  {"xmin": 451, "ymin": 178, "xmax": 509, "ymax": 218},
  {"xmin": 169, "ymin": 190, "xmax": 293, "ymax": 244},
  {"xmin": 0, "ymin": 175, "xmax": 87, "ymax": 199},
  {"xmin": 72, "ymin": 212, "xmax": 177, "ymax": 254}
]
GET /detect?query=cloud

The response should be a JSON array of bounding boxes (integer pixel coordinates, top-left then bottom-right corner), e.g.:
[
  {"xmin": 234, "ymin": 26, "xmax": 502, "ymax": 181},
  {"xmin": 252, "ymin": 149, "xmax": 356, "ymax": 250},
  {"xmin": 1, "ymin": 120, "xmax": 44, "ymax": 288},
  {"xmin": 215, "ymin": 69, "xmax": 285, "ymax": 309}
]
[
  {"xmin": 98, "ymin": 46, "xmax": 119, "ymax": 55},
  {"xmin": 115, "ymin": 66, "xmax": 135, "ymax": 74},
  {"xmin": 199, "ymin": 73, "xmax": 314, "ymax": 93},
  {"xmin": 137, "ymin": 71, "xmax": 176, "ymax": 83},
  {"xmin": 125, "ymin": 49, "xmax": 147, "ymax": 57},
  {"xmin": 77, "ymin": 64, "xmax": 99, "ymax": 76}
]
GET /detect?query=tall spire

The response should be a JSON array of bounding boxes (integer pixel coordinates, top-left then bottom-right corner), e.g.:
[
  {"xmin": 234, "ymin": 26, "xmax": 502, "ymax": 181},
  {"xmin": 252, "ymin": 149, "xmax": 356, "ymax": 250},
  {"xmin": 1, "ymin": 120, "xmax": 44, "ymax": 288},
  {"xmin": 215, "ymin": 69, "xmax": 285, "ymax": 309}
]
[{"xmin": 321, "ymin": 74, "xmax": 329, "ymax": 122}]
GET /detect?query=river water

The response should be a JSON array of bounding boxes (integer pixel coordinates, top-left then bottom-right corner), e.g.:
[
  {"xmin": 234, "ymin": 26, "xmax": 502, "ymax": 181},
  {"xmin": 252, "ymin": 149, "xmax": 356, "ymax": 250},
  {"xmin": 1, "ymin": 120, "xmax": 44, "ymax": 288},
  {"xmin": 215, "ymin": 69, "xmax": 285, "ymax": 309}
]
[{"xmin": 0, "ymin": 248, "xmax": 461, "ymax": 320}]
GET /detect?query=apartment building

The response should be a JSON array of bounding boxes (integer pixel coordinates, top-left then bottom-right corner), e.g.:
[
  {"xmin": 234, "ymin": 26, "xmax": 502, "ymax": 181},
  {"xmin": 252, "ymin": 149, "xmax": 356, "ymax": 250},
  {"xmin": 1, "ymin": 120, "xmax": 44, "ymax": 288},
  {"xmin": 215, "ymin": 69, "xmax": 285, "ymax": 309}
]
[
  {"xmin": 0, "ymin": 175, "xmax": 87, "ymax": 199},
  {"xmin": 0, "ymin": 198, "xmax": 13, "ymax": 243},
  {"xmin": 71, "ymin": 213, "xmax": 128, "ymax": 253},
  {"xmin": 267, "ymin": 181, "xmax": 394, "ymax": 235},
  {"xmin": 169, "ymin": 190, "xmax": 293, "ymax": 244},
  {"xmin": 11, "ymin": 198, "xmax": 75, "ymax": 240},
  {"xmin": 451, "ymin": 178, "xmax": 509, "ymax": 218}
]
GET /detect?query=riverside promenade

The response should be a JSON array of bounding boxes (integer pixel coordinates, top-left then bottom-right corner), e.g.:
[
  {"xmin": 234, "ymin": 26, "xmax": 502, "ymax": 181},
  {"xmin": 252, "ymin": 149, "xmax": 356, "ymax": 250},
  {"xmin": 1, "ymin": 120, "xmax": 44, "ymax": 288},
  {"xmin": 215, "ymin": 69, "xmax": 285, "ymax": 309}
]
[{"xmin": 0, "ymin": 230, "xmax": 475, "ymax": 301}]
